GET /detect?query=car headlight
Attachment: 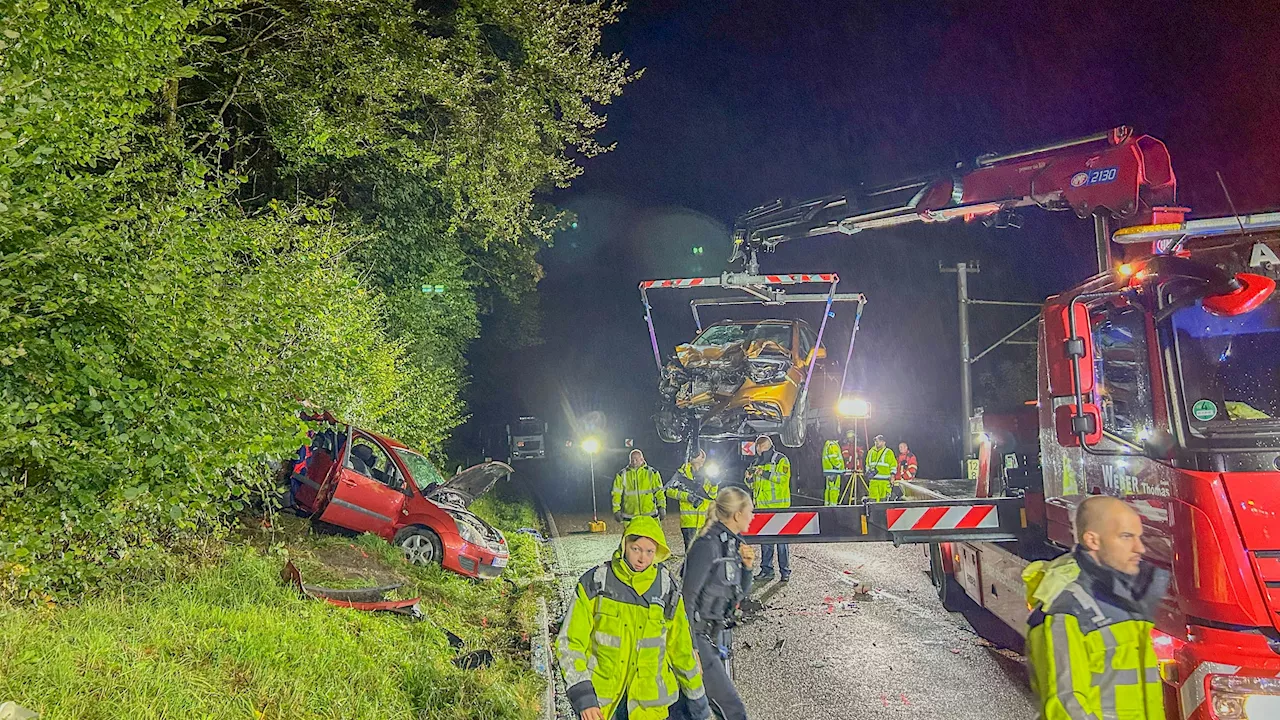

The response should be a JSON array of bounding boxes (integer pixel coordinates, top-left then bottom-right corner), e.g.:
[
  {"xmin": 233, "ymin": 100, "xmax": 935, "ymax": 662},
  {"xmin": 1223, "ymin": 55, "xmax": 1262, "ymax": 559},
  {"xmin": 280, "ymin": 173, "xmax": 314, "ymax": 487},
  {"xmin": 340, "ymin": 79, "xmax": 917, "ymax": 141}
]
[
  {"xmin": 1209, "ymin": 674, "xmax": 1280, "ymax": 719},
  {"xmin": 449, "ymin": 514, "xmax": 485, "ymax": 545},
  {"xmin": 747, "ymin": 358, "xmax": 789, "ymax": 384}
]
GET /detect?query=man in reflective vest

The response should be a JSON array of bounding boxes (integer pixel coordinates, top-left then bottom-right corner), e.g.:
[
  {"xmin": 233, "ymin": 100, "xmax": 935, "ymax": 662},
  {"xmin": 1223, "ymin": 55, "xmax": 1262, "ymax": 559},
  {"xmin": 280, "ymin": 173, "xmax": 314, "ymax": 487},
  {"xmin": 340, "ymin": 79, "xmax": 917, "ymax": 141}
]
[
  {"xmin": 667, "ymin": 449, "xmax": 717, "ymax": 551},
  {"xmin": 612, "ymin": 449, "xmax": 666, "ymax": 524},
  {"xmin": 822, "ymin": 439, "xmax": 846, "ymax": 505},
  {"xmin": 557, "ymin": 516, "xmax": 709, "ymax": 720},
  {"xmin": 864, "ymin": 435, "xmax": 896, "ymax": 501},
  {"xmin": 1024, "ymin": 496, "xmax": 1169, "ymax": 720},
  {"xmin": 746, "ymin": 434, "xmax": 791, "ymax": 581}
]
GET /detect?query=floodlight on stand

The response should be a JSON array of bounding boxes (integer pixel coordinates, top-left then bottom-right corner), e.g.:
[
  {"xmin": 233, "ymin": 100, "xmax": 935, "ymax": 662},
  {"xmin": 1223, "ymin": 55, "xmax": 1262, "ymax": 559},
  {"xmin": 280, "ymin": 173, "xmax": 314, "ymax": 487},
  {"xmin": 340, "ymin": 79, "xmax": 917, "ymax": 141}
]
[{"xmin": 582, "ymin": 438, "xmax": 600, "ymax": 455}]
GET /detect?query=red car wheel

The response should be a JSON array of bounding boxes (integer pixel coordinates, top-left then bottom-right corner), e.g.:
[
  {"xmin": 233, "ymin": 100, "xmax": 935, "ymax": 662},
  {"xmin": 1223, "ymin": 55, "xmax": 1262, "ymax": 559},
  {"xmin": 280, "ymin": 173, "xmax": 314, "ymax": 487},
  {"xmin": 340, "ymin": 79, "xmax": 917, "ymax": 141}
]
[{"xmin": 394, "ymin": 526, "xmax": 442, "ymax": 567}]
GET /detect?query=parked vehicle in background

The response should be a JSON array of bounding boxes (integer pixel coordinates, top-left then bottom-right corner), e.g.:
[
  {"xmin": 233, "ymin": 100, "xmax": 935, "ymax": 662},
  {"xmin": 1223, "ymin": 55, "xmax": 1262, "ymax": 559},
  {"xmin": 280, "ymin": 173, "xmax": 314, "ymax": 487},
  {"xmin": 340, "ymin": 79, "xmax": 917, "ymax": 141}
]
[
  {"xmin": 508, "ymin": 416, "xmax": 548, "ymax": 461},
  {"xmin": 291, "ymin": 412, "xmax": 513, "ymax": 579}
]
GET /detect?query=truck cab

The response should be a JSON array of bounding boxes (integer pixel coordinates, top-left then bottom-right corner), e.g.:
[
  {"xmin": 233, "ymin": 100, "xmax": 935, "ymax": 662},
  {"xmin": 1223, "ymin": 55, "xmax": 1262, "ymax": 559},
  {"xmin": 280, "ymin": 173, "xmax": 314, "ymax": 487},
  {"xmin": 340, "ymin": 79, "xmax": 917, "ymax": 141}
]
[
  {"xmin": 1038, "ymin": 214, "xmax": 1280, "ymax": 718},
  {"xmin": 507, "ymin": 416, "xmax": 547, "ymax": 461}
]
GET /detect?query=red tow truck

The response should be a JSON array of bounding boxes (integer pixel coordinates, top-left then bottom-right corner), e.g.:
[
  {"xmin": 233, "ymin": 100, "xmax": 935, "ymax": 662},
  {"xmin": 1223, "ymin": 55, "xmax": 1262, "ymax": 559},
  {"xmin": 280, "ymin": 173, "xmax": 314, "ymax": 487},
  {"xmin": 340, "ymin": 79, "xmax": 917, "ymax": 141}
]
[{"xmin": 700, "ymin": 127, "xmax": 1280, "ymax": 718}]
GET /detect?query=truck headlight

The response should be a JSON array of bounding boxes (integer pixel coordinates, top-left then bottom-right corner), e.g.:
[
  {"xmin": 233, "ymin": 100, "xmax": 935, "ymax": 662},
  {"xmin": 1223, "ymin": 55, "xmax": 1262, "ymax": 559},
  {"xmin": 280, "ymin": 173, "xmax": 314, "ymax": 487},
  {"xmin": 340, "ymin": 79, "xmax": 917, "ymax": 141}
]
[{"xmin": 1209, "ymin": 674, "xmax": 1280, "ymax": 719}]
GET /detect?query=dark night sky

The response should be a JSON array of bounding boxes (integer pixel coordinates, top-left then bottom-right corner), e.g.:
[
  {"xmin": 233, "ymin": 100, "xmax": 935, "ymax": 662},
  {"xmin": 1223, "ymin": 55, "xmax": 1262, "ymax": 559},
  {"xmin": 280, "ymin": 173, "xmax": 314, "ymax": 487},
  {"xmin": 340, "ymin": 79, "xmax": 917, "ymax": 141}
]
[{"xmin": 462, "ymin": 0, "xmax": 1280, "ymax": 473}]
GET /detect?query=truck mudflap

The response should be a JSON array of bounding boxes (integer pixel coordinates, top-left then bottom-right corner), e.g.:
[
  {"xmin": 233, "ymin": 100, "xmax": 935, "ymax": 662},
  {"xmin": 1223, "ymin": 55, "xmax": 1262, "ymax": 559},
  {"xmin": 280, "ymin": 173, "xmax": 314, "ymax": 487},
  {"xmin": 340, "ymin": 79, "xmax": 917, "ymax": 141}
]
[{"xmin": 742, "ymin": 497, "xmax": 1027, "ymax": 545}]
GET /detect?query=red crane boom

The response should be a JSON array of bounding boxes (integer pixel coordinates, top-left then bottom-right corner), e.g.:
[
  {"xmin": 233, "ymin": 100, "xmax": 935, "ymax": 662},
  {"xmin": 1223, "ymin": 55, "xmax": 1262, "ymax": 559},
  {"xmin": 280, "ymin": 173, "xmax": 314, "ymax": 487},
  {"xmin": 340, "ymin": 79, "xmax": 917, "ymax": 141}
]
[{"xmin": 730, "ymin": 126, "xmax": 1177, "ymax": 272}]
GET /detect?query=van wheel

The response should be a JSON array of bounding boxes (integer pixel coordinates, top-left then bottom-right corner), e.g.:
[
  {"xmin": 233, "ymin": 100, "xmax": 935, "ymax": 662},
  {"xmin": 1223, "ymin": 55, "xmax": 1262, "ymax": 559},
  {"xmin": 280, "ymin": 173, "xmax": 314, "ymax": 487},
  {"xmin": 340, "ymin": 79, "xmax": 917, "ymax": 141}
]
[
  {"xmin": 929, "ymin": 543, "xmax": 964, "ymax": 611},
  {"xmin": 394, "ymin": 526, "xmax": 442, "ymax": 567},
  {"xmin": 780, "ymin": 398, "xmax": 808, "ymax": 448}
]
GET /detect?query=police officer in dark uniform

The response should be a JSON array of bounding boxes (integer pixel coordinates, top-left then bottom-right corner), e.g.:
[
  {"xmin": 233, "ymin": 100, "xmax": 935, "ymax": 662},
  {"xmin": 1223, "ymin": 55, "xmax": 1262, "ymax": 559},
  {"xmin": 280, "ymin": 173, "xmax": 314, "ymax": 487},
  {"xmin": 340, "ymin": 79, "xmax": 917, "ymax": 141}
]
[{"xmin": 672, "ymin": 486, "xmax": 756, "ymax": 720}]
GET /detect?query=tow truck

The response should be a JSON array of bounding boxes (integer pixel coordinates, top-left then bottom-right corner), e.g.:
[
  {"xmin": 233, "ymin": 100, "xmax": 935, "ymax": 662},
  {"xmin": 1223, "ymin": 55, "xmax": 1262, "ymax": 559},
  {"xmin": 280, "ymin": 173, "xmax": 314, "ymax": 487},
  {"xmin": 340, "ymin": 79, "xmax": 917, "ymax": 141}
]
[{"xmin": 645, "ymin": 127, "xmax": 1280, "ymax": 719}]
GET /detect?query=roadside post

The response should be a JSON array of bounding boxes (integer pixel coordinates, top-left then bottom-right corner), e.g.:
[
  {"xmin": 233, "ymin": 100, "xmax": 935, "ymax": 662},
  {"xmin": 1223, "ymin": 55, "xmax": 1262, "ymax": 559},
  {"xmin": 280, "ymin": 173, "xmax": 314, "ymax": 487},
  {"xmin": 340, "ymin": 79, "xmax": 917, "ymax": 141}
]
[{"xmin": 582, "ymin": 438, "xmax": 606, "ymax": 532}]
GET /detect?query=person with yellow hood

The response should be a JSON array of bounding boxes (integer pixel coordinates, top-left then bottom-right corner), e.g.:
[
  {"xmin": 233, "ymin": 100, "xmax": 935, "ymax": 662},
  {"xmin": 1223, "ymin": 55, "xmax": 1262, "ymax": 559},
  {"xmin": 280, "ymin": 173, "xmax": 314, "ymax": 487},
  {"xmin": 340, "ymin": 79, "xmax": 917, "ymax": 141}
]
[
  {"xmin": 557, "ymin": 516, "xmax": 709, "ymax": 720},
  {"xmin": 1023, "ymin": 496, "xmax": 1169, "ymax": 720}
]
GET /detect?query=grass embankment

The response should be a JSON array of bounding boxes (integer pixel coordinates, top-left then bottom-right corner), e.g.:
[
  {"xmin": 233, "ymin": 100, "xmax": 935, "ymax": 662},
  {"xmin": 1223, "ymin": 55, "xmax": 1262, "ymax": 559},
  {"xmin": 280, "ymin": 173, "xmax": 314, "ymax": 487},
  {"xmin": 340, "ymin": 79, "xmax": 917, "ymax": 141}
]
[{"xmin": 0, "ymin": 482, "xmax": 549, "ymax": 720}]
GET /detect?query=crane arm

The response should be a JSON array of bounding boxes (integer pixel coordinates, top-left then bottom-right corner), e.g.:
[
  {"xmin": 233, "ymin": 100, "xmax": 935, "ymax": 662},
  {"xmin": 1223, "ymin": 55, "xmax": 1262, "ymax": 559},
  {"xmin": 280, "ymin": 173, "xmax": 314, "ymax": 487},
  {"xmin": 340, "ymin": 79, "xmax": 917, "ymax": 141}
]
[{"xmin": 730, "ymin": 126, "xmax": 1176, "ymax": 270}]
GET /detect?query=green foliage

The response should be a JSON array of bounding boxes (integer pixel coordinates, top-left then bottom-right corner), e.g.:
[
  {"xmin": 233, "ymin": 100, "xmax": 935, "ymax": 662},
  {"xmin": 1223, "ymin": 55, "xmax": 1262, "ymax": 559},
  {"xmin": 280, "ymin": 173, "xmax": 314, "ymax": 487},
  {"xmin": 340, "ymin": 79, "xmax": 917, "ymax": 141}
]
[
  {"xmin": 0, "ymin": 503, "xmax": 547, "ymax": 719},
  {"xmin": 0, "ymin": 0, "xmax": 632, "ymax": 597}
]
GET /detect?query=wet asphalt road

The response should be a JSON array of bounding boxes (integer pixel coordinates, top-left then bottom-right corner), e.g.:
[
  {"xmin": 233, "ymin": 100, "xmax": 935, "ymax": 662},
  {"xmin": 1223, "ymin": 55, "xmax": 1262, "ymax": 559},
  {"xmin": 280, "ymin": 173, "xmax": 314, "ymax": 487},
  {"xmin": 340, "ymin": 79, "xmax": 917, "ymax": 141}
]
[{"xmin": 547, "ymin": 511, "xmax": 1035, "ymax": 720}]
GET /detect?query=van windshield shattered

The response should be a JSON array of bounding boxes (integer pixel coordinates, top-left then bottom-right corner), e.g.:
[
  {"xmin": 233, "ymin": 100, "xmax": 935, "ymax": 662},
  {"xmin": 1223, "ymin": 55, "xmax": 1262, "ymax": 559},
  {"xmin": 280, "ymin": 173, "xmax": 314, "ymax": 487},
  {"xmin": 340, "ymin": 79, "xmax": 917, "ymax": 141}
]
[
  {"xmin": 693, "ymin": 322, "xmax": 792, "ymax": 350},
  {"xmin": 1173, "ymin": 298, "xmax": 1280, "ymax": 427}
]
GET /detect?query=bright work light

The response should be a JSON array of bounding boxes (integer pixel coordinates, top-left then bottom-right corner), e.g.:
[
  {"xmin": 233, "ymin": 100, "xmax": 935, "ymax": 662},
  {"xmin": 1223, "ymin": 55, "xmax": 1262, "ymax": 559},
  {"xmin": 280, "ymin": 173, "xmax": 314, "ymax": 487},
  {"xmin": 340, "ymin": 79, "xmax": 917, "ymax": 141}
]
[{"xmin": 838, "ymin": 397, "xmax": 871, "ymax": 418}]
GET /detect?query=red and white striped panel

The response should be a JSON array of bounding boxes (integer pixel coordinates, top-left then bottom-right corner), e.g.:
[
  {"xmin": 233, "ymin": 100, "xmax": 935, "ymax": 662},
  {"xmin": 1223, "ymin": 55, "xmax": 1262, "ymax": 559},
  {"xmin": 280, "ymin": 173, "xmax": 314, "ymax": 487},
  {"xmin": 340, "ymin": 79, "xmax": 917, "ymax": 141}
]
[
  {"xmin": 639, "ymin": 278, "xmax": 712, "ymax": 289},
  {"xmin": 744, "ymin": 511, "xmax": 820, "ymax": 537},
  {"xmin": 885, "ymin": 504, "xmax": 997, "ymax": 532},
  {"xmin": 760, "ymin": 273, "xmax": 838, "ymax": 284}
]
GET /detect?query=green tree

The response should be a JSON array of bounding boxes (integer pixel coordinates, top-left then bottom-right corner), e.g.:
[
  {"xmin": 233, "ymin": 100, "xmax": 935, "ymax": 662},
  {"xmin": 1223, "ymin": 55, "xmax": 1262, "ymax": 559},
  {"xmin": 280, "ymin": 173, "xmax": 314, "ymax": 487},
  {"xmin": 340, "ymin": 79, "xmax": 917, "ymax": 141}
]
[{"xmin": 0, "ymin": 0, "xmax": 632, "ymax": 598}]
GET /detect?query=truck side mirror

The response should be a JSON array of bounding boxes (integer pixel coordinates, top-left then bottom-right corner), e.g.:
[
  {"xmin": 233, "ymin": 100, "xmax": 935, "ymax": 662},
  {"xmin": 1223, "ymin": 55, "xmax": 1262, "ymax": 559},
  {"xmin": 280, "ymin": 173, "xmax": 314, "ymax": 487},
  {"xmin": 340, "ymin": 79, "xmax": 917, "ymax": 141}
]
[
  {"xmin": 1045, "ymin": 303, "xmax": 1095, "ymax": 397},
  {"xmin": 1054, "ymin": 404, "xmax": 1102, "ymax": 447}
]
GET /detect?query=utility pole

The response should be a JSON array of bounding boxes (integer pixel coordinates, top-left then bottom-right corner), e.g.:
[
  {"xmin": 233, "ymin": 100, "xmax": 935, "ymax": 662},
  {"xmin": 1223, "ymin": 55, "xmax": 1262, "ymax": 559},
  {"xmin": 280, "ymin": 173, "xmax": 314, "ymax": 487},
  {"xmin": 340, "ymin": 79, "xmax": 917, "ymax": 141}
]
[
  {"xmin": 942, "ymin": 262, "xmax": 977, "ymax": 467},
  {"xmin": 941, "ymin": 261, "xmax": 1042, "ymax": 475}
]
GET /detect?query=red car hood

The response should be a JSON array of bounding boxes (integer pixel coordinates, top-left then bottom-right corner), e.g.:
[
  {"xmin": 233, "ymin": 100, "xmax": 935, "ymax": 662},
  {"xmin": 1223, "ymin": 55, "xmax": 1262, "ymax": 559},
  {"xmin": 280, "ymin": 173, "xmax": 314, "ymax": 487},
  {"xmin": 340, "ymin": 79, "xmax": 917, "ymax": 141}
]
[{"xmin": 425, "ymin": 461, "xmax": 513, "ymax": 508}]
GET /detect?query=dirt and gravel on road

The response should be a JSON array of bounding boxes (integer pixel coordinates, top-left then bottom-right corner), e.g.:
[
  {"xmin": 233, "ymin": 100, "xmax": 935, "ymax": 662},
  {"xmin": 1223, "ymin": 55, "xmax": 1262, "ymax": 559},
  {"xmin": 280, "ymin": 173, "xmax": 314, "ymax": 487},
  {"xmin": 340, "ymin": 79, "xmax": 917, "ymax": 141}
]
[{"xmin": 545, "ymin": 506, "xmax": 1035, "ymax": 720}]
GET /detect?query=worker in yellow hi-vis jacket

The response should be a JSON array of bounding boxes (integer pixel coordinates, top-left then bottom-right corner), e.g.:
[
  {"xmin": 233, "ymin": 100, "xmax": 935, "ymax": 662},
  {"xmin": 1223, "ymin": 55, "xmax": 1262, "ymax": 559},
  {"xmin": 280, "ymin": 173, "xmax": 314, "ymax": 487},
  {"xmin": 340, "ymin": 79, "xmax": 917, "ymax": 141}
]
[
  {"xmin": 556, "ymin": 516, "xmax": 709, "ymax": 720},
  {"xmin": 746, "ymin": 434, "xmax": 791, "ymax": 581},
  {"xmin": 611, "ymin": 449, "xmax": 665, "ymax": 523},
  {"xmin": 1024, "ymin": 496, "xmax": 1169, "ymax": 720},
  {"xmin": 667, "ymin": 448, "xmax": 717, "ymax": 551},
  {"xmin": 821, "ymin": 439, "xmax": 846, "ymax": 505}
]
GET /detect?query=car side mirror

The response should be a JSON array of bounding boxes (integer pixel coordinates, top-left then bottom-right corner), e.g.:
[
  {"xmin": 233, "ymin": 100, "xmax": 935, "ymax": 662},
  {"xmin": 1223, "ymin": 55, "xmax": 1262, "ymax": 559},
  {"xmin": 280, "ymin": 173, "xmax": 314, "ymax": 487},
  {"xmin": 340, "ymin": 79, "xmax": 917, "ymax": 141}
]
[{"xmin": 814, "ymin": 346, "xmax": 827, "ymax": 360}]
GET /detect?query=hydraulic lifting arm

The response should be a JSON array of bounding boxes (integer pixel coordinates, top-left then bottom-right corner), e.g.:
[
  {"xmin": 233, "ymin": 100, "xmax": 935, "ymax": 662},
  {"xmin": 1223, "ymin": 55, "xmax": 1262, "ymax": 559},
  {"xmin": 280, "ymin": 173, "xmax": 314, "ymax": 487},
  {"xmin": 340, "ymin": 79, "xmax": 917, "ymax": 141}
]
[{"xmin": 729, "ymin": 126, "xmax": 1176, "ymax": 272}]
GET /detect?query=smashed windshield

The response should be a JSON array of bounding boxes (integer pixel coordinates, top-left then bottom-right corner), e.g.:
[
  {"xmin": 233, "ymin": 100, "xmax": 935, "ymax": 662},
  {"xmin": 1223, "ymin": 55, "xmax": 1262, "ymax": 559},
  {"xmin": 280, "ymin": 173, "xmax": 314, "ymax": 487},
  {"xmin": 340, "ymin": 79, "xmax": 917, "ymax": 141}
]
[
  {"xmin": 692, "ymin": 322, "xmax": 792, "ymax": 350},
  {"xmin": 1173, "ymin": 298, "xmax": 1280, "ymax": 426},
  {"xmin": 395, "ymin": 448, "xmax": 445, "ymax": 487}
]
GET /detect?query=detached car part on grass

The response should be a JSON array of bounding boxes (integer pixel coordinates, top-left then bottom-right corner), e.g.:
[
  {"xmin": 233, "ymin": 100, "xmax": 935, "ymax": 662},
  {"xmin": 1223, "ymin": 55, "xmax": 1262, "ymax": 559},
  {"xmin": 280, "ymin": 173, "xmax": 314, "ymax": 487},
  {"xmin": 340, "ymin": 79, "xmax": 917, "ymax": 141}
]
[
  {"xmin": 290, "ymin": 413, "xmax": 514, "ymax": 580},
  {"xmin": 641, "ymin": 273, "xmax": 866, "ymax": 448},
  {"xmin": 280, "ymin": 559, "xmax": 424, "ymax": 619}
]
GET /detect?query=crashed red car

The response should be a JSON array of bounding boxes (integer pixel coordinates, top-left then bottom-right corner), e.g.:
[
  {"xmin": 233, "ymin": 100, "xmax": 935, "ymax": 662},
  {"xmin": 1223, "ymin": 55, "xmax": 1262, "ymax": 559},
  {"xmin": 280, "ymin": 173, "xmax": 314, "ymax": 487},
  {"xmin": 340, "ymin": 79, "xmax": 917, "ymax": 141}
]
[{"xmin": 290, "ymin": 414, "xmax": 513, "ymax": 579}]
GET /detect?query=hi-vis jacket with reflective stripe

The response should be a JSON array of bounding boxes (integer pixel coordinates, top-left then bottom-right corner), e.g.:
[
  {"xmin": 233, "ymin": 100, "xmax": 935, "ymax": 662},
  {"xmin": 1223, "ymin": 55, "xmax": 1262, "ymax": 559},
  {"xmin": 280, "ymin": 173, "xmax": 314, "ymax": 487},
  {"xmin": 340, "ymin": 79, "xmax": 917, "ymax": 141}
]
[
  {"xmin": 865, "ymin": 446, "xmax": 896, "ymax": 480},
  {"xmin": 822, "ymin": 441, "xmax": 845, "ymax": 506},
  {"xmin": 557, "ymin": 517, "xmax": 708, "ymax": 720},
  {"xmin": 612, "ymin": 465, "xmax": 665, "ymax": 518},
  {"xmin": 668, "ymin": 463, "xmax": 717, "ymax": 530},
  {"xmin": 1024, "ymin": 548, "xmax": 1170, "ymax": 720},
  {"xmin": 748, "ymin": 450, "xmax": 791, "ymax": 509}
]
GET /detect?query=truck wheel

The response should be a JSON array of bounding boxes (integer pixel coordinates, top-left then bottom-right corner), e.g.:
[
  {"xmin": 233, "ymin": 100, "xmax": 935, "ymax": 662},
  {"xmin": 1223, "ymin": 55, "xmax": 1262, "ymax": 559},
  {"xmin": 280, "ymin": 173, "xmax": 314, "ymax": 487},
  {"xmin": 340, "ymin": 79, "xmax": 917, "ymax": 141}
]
[
  {"xmin": 394, "ymin": 526, "xmax": 442, "ymax": 567},
  {"xmin": 929, "ymin": 542, "xmax": 964, "ymax": 612}
]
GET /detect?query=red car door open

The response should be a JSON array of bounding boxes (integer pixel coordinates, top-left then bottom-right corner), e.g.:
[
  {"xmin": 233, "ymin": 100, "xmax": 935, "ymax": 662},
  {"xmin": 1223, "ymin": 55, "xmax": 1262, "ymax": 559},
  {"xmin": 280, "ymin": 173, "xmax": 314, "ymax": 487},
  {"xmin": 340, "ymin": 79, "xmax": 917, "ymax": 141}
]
[{"xmin": 318, "ymin": 435, "xmax": 407, "ymax": 536}]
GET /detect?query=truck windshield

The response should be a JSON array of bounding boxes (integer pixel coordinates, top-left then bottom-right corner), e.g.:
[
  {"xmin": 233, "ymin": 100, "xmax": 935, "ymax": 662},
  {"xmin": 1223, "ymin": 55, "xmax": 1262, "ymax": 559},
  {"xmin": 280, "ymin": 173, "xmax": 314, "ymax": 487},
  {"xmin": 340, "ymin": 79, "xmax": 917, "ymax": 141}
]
[
  {"xmin": 1173, "ymin": 298, "xmax": 1280, "ymax": 427},
  {"xmin": 513, "ymin": 420, "xmax": 543, "ymax": 436}
]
